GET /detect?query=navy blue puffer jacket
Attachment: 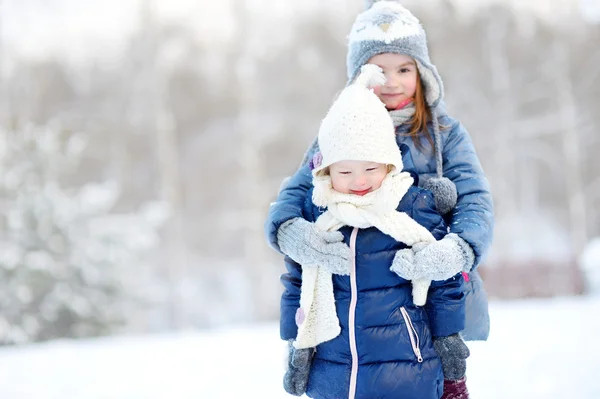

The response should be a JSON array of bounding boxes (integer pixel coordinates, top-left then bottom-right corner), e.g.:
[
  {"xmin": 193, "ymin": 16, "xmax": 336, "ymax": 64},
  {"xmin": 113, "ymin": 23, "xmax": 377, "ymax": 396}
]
[
  {"xmin": 269, "ymin": 108, "xmax": 493, "ymax": 341},
  {"xmin": 280, "ymin": 185, "xmax": 466, "ymax": 399}
]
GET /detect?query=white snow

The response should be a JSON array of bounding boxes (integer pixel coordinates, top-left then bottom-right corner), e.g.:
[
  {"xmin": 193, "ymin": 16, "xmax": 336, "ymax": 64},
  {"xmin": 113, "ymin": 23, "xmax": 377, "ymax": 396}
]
[{"xmin": 0, "ymin": 296, "xmax": 598, "ymax": 398}]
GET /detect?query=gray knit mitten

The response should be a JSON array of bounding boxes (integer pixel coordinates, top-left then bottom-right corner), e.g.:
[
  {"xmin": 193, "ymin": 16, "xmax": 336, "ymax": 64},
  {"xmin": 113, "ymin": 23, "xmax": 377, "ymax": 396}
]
[
  {"xmin": 283, "ymin": 340, "xmax": 315, "ymax": 396},
  {"xmin": 278, "ymin": 218, "xmax": 351, "ymax": 275},
  {"xmin": 433, "ymin": 333, "xmax": 470, "ymax": 380},
  {"xmin": 390, "ymin": 233, "xmax": 475, "ymax": 281}
]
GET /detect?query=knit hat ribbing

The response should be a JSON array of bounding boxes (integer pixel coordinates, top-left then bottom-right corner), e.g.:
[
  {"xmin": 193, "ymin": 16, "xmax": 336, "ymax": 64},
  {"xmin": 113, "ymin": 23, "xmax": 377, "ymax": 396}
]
[{"xmin": 311, "ymin": 64, "xmax": 404, "ymax": 177}]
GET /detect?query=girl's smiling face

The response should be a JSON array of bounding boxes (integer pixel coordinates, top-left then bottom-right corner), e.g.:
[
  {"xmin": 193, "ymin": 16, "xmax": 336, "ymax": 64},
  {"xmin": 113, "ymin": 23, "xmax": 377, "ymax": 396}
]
[
  {"xmin": 329, "ymin": 160, "xmax": 388, "ymax": 195},
  {"xmin": 368, "ymin": 53, "xmax": 418, "ymax": 110}
]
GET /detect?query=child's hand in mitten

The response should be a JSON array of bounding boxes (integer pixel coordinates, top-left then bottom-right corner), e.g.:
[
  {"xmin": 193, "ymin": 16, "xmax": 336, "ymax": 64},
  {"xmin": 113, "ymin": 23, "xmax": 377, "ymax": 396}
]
[
  {"xmin": 390, "ymin": 233, "xmax": 474, "ymax": 281},
  {"xmin": 283, "ymin": 340, "xmax": 315, "ymax": 396},
  {"xmin": 278, "ymin": 218, "xmax": 351, "ymax": 275},
  {"xmin": 433, "ymin": 333, "xmax": 470, "ymax": 380}
]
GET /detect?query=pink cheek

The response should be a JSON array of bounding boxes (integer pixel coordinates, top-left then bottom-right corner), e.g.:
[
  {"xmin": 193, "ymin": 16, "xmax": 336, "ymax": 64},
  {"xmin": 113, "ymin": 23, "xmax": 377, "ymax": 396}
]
[{"xmin": 331, "ymin": 180, "xmax": 343, "ymax": 192}]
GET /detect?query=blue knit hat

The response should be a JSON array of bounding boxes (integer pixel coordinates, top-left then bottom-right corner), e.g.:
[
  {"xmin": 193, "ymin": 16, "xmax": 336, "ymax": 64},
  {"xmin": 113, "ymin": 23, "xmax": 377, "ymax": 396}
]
[{"xmin": 347, "ymin": 0, "xmax": 444, "ymax": 109}]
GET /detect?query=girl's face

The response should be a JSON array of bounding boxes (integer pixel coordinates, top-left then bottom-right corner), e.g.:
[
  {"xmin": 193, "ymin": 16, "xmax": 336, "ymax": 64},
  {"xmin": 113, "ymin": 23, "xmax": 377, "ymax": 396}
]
[
  {"xmin": 329, "ymin": 161, "xmax": 388, "ymax": 196},
  {"xmin": 368, "ymin": 53, "xmax": 418, "ymax": 110}
]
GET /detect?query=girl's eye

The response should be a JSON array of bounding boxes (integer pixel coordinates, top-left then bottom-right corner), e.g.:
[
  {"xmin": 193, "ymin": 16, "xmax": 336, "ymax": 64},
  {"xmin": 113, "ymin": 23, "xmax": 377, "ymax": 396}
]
[
  {"xmin": 399, "ymin": 68, "xmax": 411, "ymax": 73},
  {"xmin": 366, "ymin": 168, "xmax": 378, "ymax": 172},
  {"xmin": 339, "ymin": 171, "xmax": 351, "ymax": 175}
]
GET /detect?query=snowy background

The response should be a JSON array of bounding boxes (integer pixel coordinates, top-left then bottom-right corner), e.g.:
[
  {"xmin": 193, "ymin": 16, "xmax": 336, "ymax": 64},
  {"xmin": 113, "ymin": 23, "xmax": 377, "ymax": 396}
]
[
  {"xmin": 0, "ymin": 0, "xmax": 600, "ymax": 397},
  {"xmin": 0, "ymin": 296, "xmax": 599, "ymax": 398}
]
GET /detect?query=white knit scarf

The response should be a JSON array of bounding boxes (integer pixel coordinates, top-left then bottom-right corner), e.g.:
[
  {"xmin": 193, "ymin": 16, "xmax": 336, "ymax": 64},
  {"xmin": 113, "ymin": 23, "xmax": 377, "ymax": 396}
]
[{"xmin": 294, "ymin": 171, "xmax": 436, "ymax": 349}]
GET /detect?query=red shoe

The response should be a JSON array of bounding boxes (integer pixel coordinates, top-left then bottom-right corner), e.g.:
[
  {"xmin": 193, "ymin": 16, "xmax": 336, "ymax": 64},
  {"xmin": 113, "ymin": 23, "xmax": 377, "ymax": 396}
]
[{"xmin": 441, "ymin": 377, "xmax": 469, "ymax": 399}]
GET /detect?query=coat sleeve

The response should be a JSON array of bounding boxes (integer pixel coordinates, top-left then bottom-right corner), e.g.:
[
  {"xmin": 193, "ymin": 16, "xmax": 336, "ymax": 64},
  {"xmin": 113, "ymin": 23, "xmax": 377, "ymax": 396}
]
[
  {"xmin": 442, "ymin": 121, "xmax": 495, "ymax": 268},
  {"xmin": 280, "ymin": 256, "xmax": 303, "ymax": 341},
  {"xmin": 425, "ymin": 275, "xmax": 466, "ymax": 338},
  {"xmin": 264, "ymin": 164, "xmax": 314, "ymax": 253},
  {"xmin": 279, "ymin": 189, "xmax": 319, "ymax": 341},
  {"xmin": 411, "ymin": 188, "xmax": 466, "ymax": 337},
  {"xmin": 299, "ymin": 137, "xmax": 320, "ymax": 169}
]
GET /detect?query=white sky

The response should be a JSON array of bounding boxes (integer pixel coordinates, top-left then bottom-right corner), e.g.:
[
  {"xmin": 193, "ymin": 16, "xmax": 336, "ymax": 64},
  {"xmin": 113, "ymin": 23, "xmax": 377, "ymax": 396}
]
[
  {"xmin": 0, "ymin": 0, "xmax": 236, "ymax": 65},
  {"xmin": 0, "ymin": 0, "xmax": 590, "ymax": 66}
]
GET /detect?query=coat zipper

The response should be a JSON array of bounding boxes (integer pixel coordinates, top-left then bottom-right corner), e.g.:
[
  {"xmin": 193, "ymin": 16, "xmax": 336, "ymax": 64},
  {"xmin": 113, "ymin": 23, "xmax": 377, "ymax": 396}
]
[
  {"xmin": 348, "ymin": 227, "xmax": 359, "ymax": 399},
  {"xmin": 400, "ymin": 307, "xmax": 424, "ymax": 363}
]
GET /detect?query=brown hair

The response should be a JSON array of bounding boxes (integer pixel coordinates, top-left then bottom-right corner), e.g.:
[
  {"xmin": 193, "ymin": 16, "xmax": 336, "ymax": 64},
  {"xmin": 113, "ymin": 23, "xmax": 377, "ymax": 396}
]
[{"xmin": 404, "ymin": 71, "xmax": 434, "ymax": 151}]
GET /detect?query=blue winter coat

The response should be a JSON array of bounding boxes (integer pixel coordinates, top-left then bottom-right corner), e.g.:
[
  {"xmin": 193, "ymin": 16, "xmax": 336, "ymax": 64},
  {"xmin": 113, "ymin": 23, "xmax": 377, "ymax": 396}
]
[
  {"xmin": 280, "ymin": 184, "xmax": 466, "ymax": 399},
  {"xmin": 268, "ymin": 107, "xmax": 493, "ymax": 340}
]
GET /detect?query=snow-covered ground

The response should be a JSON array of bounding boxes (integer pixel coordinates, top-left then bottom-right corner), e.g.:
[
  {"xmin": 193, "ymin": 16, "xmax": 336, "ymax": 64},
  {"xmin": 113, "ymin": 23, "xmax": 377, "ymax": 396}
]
[{"xmin": 0, "ymin": 296, "xmax": 599, "ymax": 399}]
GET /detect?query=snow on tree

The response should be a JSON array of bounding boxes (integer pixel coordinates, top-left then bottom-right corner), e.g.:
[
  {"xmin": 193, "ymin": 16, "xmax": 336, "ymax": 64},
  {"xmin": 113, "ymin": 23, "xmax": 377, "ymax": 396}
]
[{"xmin": 0, "ymin": 124, "xmax": 168, "ymax": 345}]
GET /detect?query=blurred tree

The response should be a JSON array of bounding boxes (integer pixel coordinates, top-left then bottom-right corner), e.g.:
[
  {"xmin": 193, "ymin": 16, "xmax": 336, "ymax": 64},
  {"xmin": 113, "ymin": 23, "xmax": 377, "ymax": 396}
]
[{"xmin": 0, "ymin": 125, "xmax": 167, "ymax": 344}]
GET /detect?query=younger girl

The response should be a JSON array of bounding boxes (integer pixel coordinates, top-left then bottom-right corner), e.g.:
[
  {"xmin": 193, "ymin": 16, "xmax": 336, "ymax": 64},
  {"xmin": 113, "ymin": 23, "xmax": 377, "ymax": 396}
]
[{"xmin": 279, "ymin": 65, "xmax": 467, "ymax": 399}]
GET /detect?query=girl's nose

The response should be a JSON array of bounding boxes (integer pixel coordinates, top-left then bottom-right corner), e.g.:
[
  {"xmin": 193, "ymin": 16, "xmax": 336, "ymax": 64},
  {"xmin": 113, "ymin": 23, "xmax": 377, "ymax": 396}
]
[
  {"xmin": 384, "ymin": 73, "xmax": 398, "ymax": 88},
  {"xmin": 354, "ymin": 174, "xmax": 367, "ymax": 186}
]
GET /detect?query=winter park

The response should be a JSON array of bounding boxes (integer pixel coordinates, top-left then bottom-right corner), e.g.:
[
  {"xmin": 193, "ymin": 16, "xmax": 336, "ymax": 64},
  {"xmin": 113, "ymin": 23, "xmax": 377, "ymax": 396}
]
[{"xmin": 1, "ymin": 0, "xmax": 600, "ymax": 398}]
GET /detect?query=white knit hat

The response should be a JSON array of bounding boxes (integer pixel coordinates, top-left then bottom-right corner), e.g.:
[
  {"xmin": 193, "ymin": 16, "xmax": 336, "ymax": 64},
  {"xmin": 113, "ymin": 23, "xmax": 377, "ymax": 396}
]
[{"xmin": 310, "ymin": 64, "xmax": 404, "ymax": 176}]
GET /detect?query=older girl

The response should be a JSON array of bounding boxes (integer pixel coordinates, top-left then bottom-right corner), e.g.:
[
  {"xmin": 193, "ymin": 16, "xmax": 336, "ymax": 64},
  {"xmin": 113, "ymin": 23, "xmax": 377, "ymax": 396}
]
[{"xmin": 267, "ymin": 1, "xmax": 494, "ymax": 398}]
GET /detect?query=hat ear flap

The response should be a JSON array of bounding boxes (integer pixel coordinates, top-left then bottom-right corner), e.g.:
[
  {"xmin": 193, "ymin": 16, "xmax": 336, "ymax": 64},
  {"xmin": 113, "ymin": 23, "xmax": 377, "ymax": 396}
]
[{"xmin": 312, "ymin": 175, "xmax": 332, "ymax": 208}]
